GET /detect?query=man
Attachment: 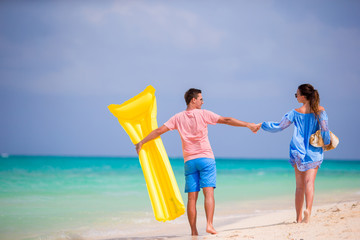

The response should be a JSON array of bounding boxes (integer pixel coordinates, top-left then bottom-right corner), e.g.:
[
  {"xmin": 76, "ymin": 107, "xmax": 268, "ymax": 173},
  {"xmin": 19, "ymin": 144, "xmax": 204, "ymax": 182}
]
[{"xmin": 135, "ymin": 88, "xmax": 260, "ymax": 235}]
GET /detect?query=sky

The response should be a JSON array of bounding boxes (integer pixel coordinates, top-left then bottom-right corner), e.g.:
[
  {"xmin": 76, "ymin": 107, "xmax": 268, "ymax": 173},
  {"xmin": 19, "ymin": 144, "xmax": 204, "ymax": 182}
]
[{"xmin": 1, "ymin": 0, "xmax": 360, "ymax": 160}]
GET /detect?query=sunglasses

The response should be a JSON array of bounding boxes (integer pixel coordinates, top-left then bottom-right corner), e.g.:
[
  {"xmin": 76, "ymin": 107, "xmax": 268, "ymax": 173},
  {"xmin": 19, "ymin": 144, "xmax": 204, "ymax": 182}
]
[{"xmin": 295, "ymin": 93, "xmax": 298, "ymax": 98}]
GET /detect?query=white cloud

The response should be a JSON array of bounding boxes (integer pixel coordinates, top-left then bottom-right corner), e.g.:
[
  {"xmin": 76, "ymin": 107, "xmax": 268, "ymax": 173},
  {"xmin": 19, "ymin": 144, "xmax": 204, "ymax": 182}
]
[{"xmin": 2, "ymin": 1, "xmax": 360, "ymax": 100}]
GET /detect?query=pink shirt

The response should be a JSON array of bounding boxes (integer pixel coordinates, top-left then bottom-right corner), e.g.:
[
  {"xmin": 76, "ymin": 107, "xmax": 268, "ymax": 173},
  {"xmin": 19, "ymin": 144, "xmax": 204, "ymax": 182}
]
[{"xmin": 164, "ymin": 109, "xmax": 220, "ymax": 162}]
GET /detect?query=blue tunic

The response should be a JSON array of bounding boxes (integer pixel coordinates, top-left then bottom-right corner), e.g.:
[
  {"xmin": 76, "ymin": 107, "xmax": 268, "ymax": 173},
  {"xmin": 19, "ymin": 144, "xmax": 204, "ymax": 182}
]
[{"xmin": 261, "ymin": 110, "xmax": 331, "ymax": 171}]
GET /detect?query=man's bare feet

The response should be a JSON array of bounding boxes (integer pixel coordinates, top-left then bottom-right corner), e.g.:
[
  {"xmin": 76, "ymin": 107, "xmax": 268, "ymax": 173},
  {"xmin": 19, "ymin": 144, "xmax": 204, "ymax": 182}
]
[
  {"xmin": 206, "ymin": 225, "xmax": 217, "ymax": 234},
  {"xmin": 302, "ymin": 209, "xmax": 310, "ymax": 223},
  {"xmin": 191, "ymin": 230, "xmax": 198, "ymax": 236}
]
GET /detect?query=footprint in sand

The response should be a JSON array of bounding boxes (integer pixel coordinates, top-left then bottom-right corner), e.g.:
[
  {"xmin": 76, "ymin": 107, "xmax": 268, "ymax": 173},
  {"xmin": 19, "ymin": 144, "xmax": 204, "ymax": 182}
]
[
  {"xmin": 332, "ymin": 207, "xmax": 341, "ymax": 212},
  {"xmin": 229, "ymin": 234, "xmax": 239, "ymax": 238}
]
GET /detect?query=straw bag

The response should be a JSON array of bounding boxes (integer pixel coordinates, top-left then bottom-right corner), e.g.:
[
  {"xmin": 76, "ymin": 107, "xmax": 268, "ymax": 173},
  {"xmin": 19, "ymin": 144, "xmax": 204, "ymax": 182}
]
[{"xmin": 309, "ymin": 120, "xmax": 339, "ymax": 151}]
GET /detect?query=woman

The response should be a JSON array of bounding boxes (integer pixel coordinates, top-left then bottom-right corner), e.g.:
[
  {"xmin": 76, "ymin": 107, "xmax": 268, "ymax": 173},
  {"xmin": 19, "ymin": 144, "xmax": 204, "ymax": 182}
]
[{"xmin": 260, "ymin": 84, "xmax": 331, "ymax": 223}]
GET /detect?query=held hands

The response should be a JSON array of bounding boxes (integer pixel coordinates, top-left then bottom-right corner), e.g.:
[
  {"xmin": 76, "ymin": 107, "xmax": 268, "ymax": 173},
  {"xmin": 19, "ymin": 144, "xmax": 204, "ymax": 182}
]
[{"xmin": 248, "ymin": 123, "xmax": 262, "ymax": 134}]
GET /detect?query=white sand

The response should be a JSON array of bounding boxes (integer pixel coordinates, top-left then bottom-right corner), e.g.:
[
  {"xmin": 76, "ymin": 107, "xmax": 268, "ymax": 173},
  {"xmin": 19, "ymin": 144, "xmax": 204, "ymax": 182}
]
[
  {"xmin": 211, "ymin": 200, "xmax": 360, "ymax": 240},
  {"xmin": 92, "ymin": 191, "xmax": 360, "ymax": 240},
  {"xmin": 118, "ymin": 200, "xmax": 360, "ymax": 240}
]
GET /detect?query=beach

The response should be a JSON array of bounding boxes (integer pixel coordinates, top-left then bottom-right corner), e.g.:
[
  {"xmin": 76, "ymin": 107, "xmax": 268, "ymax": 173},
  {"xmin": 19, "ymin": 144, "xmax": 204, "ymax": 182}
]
[
  {"xmin": 212, "ymin": 200, "xmax": 360, "ymax": 240},
  {"xmin": 113, "ymin": 192, "xmax": 360, "ymax": 240},
  {"xmin": 1, "ymin": 156, "xmax": 360, "ymax": 240}
]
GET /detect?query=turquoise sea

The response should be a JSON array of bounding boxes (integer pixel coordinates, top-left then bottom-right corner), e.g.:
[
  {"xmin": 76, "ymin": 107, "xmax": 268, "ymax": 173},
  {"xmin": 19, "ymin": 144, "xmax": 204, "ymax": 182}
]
[{"xmin": 1, "ymin": 156, "xmax": 360, "ymax": 240}]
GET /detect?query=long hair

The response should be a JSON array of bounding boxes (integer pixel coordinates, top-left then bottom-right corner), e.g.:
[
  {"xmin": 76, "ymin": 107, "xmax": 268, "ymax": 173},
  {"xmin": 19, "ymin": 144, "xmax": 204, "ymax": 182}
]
[{"xmin": 298, "ymin": 83, "xmax": 320, "ymax": 119}]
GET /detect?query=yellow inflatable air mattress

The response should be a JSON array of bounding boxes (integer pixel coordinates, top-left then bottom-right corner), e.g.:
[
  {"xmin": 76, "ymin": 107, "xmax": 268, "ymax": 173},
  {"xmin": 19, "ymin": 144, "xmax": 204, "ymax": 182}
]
[{"xmin": 108, "ymin": 85, "xmax": 185, "ymax": 222}]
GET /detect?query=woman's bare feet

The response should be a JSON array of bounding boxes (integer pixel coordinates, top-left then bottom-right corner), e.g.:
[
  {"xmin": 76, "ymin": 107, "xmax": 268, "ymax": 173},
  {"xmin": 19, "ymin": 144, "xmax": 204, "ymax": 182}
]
[
  {"xmin": 296, "ymin": 214, "xmax": 302, "ymax": 223},
  {"xmin": 206, "ymin": 224, "xmax": 217, "ymax": 234},
  {"xmin": 302, "ymin": 209, "xmax": 310, "ymax": 223},
  {"xmin": 191, "ymin": 230, "xmax": 198, "ymax": 236}
]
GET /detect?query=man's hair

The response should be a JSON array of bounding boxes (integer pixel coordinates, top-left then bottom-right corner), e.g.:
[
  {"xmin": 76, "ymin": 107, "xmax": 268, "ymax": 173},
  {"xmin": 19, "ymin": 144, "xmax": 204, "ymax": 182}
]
[{"xmin": 184, "ymin": 88, "xmax": 202, "ymax": 105}]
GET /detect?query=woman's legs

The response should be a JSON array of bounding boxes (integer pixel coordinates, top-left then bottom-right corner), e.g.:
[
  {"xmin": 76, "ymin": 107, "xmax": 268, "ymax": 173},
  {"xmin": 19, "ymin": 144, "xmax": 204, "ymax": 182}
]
[
  {"xmin": 294, "ymin": 165, "xmax": 318, "ymax": 223},
  {"xmin": 294, "ymin": 166, "xmax": 305, "ymax": 222},
  {"xmin": 302, "ymin": 166, "xmax": 318, "ymax": 223}
]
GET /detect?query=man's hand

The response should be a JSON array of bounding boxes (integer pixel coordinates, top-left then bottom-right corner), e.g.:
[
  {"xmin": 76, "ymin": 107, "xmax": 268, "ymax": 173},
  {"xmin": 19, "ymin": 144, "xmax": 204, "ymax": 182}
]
[
  {"xmin": 135, "ymin": 141, "xmax": 143, "ymax": 155},
  {"xmin": 248, "ymin": 123, "xmax": 262, "ymax": 134}
]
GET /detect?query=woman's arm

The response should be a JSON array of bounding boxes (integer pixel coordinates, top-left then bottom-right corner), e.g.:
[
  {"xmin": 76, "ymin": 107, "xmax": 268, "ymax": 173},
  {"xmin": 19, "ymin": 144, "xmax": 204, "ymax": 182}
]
[
  {"xmin": 135, "ymin": 125, "xmax": 170, "ymax": 154},
  {"xmin": 319, "ymin": 108, "xmax": 331, "ymax": 145},
  {"xmin": 261, "ymin": 116, "xmax": 292, "ymax": 133}
]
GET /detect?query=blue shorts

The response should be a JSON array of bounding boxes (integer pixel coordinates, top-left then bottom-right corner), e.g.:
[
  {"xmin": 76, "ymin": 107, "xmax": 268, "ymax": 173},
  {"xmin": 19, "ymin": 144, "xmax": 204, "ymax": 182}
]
[{"xmin": 184, "ymin": 158, "xmax": 216, "ymax": 193}]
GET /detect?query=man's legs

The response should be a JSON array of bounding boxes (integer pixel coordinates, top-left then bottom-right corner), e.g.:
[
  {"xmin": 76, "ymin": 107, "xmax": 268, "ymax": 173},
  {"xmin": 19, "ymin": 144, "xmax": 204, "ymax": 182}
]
[
  {"xmin": 203, "ymin": 187, "xmax": 217, "ymax": 234},
  {"xmin": 187, "ymin": 191, "xmax": 199, "ymax": 236},
  {"xmin": 185, "ymin": 158, "xmax": 217, "ymax": 235}
]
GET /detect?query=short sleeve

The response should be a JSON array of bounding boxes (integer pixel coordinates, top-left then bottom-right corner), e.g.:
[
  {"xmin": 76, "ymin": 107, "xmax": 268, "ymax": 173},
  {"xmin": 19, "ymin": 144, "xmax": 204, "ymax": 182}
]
[
  {"xmin": 164, "ymin": 115, "xmax": 177, "ymax": 130},
  {"xmin": 202, "ymin": 110, "xmax": 220, "ymax": 125}
]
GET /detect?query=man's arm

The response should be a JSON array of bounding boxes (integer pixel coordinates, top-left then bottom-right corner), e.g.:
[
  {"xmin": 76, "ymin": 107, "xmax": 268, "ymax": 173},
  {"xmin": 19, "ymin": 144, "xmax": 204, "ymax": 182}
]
[
  {"xmin": 217, "ymin": 116, "xmax": 261, "ymax": 133},
  {"xmin": 135, "ymin": 125, "xmax": 170, "ymax": 154}
]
